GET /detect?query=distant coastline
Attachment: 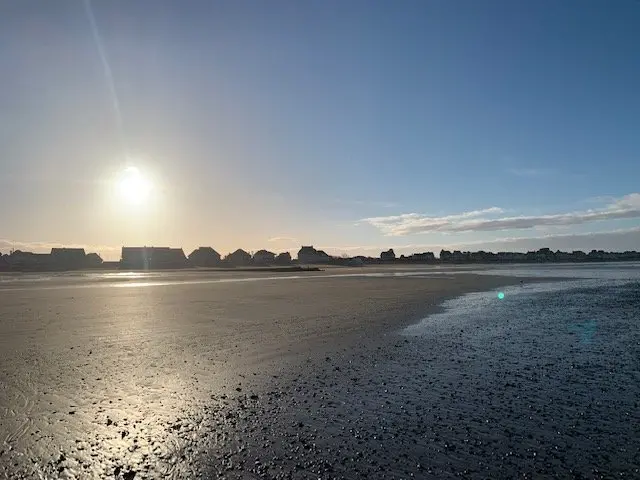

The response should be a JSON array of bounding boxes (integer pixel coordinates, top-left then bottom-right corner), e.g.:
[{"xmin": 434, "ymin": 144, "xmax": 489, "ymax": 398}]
[{"xmin": 1, "ymin": 245, "xmax": 639, "ymax": 273}]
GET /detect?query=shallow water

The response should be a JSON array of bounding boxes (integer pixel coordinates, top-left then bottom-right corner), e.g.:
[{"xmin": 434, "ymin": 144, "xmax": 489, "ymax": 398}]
[
  {"xmin": 0, "ymin": 269, "xmax": 457, "ymax": 292},
  {"xmin": 405, "ymin": 265, "xmax": 640, "ymax": 336},
  {"xmin": 396, "ymin": 267, "xmax": 640, "ymax": 477}
]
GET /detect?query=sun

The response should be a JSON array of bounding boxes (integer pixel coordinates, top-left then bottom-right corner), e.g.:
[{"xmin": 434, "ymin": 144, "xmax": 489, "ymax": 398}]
[{"xmin": 116, "ymin": 166, "xmax": 153, "ymax": 205}]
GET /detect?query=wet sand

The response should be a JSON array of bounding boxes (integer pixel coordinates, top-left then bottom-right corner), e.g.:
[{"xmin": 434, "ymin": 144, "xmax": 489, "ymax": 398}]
[{"xmin": 1, "ymin": 270, "xmax": 635, "ymax": 478}]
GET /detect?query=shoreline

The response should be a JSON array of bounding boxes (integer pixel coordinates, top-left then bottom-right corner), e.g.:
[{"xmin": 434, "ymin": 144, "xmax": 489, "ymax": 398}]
[{"xmin": 1, "ymin": 259, "xmax": 638, "ymax": 275}]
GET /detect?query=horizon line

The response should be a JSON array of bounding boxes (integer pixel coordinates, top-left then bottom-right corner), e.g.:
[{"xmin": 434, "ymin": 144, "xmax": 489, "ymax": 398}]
[{"xmin": 3, "ymin": 244, "xmax": 640, "ymax": 260}]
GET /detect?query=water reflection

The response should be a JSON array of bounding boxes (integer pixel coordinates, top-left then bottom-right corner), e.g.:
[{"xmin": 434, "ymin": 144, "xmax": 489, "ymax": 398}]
[
  {"xmin": 0, "ymin": 282, "xmax": 222, "ymax": 478},
  {"xmin": 568, "ymin": 319, "xmax": 597, "ymax": 344}
]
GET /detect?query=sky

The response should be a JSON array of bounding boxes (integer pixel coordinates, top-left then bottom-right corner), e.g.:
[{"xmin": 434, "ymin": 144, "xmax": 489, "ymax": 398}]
[{"xmin": 1, "ymin": 0, "xmax": 639, "ymax": 260}]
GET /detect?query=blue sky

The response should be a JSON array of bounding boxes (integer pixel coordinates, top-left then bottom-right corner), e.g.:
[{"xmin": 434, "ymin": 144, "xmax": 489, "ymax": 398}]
[{"xmin": 1, "ymin": 0, "xmax": 639, "ymax": 259}]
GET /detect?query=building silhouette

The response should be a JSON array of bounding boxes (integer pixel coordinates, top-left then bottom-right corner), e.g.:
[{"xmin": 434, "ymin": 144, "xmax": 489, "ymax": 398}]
[
  {"xmin": 0, "ymin": 254, "xmax": 9, "ymax": 271},
  {"xmin": 2, "ymin": 243, "xmax": 639, "ymax": 272},
  {"xmin": 380, "ymin": 249, "xmax": 396, "ymax": 261},
  {"xmin": 121, "ymin": 247, "xmax": 187, "ymax": 270},
  {"xmin": 225, "ymin": 249, "xmax": 252, "ymax": 266},
  {"xmin": 6, "ymin": 251, "xmax": 52, "ymax": 270},
  {"xmin": 298, "ymin": 246, "xmax": 331, "ymax": 264},
  {"xmin": 188, "ymin": 247, "xmax": 221, "ymax": 267},
  {"xmin": 51, "ymin": 248, "xmax": 87, "ymax": 270},
  {"xmin": 275, "ymin": 252, "xmax": 292, "ymax": 265},
  {"xmin": 253, "ymin": 250, "xmax": 276, "ymax": 265},
  {"xmin": 85, "ymin": 253, "xmax": 103, "ymax": 268}
]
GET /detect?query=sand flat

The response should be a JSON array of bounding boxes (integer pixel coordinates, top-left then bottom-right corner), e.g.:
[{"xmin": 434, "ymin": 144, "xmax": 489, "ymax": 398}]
[
  {"xmin": 0, "ymin": 271, "xmax": 527, "ymax": 478},
  {"xmin": 0, "ymin": 270, "xmax": 525, "ymax": 366}
]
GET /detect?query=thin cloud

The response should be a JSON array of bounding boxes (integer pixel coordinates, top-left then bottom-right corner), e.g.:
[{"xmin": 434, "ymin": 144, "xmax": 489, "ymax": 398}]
[
  {"xmin": 361, "ymin": 194, "xmax": 640, "ymax": 236},
  {"xmin": 582, "ymin": 195, "xmax": 617, "ymax": 204},
  {"xmin": 507, "ymin": 167, "xmax": 554, "ymax": 177},
  {"xmin": 267, "ymin": 236, "xmax": 299, "ymax": 243},
  {"xmin": 323, "ymin": 226, "xmax": 640, "ymax": 256}
]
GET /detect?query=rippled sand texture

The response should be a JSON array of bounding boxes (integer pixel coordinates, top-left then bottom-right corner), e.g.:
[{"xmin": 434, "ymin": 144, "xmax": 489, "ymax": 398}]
[{"xmin": 1, "ymin": 270, "xmax": 638, "ymax": 478}]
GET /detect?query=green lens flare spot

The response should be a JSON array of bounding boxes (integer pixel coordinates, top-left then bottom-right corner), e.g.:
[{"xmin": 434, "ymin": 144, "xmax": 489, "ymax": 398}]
[{"xmin": 497, "ymin": 292, "xmax": 505, "ymax": 300}]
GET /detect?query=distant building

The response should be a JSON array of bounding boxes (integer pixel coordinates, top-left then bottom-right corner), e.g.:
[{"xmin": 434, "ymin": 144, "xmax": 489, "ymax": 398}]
[
  {"xmin": 297, "ymin": 246, "xmax": 332, "ymax": 264},
  {"xmin": 253, "ymin": 250, "xmax": 276, "ymax": 265},
  {"xmin": 452, "ymin": 250, "xmax": 466, "ymax": 263},
  {"xmin": 188, "ymin": 247, "xmax": 221, "ymax": 267},
  {"xmin": 537, "ymin": 247, "xmax": 555, "ymax": 262},
  {"xmin": 152, "ymin": 248, "xmax": 187, "ymax": 269},
  {"xmin": 440, "ymin": 250, "xmax": 453, "ymax": 262},
  {"xmin": 274, "ymin": 252, "xmax": 292, "ymax": 265},
  {"xmin": 589, "ymin": 249, "xmax": 616, "ymax": 261},
  {"xmin": 51, "ymin": 248, "xmax": 87, "ymax": 270},
  {"xmin": 85, "ymin": 253, "xmax": 103, "ymax": 268},
  {"xmin": 316, "ymin": 249, "xmax": 331, "ymax": 261},
  {"xmin": 225, "ymin": 249, "xmax": 252, "ymax": 266},
  {"xmin": 380, "ymin": 249, "xmax": 396, "ymax": 261},
  {"xmin": 468, "ymin": 251, "xmax": 490, "ymax": 263},
  {"xmin": 349, "ymin": 256, "xmax": 365, "ymax": 266},
  {"xmin": 7, "ymin": 251, "xmax": 52, "ymax": 270},
  {"xmin": 409, "ymin": 252, "xmax": 436, "ymax": 263},
  {"xmin": 0, "ymin": 255, "xmax": 9, "ymax": 271},
  {"xmin": 121, "ymin": 247, "xmax": 151, "ymax": 270},
  {"xmin": 298, "ymin": 246, "xmax": 315, "ymax": 263},
  {"xmin": 121, "ymin": 247, "xmax": 187, "ymax": 270},
  {"xmin": 496, "ymin": 252, "xmax": 526, "ymax": 262}
]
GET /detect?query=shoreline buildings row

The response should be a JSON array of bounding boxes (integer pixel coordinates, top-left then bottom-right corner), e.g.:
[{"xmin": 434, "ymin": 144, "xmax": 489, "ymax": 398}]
[{"xmin": 1, "ymin": 245, "xmax": 639, "ymax": 272}]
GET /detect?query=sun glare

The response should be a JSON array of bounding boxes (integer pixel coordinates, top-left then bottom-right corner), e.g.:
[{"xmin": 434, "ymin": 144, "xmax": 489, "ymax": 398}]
[{"xmin": 116, "ymin": 166, "xmax": 152, "ymax": 206}]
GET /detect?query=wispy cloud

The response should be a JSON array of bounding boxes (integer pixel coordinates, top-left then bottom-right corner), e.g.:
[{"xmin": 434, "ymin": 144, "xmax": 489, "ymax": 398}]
[
  {"xmin": 322, "ymin": 226, "xmax": 640, "ymax": 256},
  {"xmin": 361, "ymin": 207, "xmax": 504, "ymax": 235},
  {"xmin": 361, "ymin": 193, "xmax": 640, "ymax": 236},
  {"xmin": 268, "ymin": 236, "xmax": 299, "ymax": 243},
  {"xmin": 507, "ymin": 166, "xmax": 587, "ymax": 181},
  {"xmin": 507, "ymin": 167, "xmax": 555, "ymax": 177}
]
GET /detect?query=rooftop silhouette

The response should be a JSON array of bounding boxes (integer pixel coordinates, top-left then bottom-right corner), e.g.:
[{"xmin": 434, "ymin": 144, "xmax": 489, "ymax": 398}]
[{"xmin": 0, "ymin": 245, "xmax": 638, "ymax": 273}]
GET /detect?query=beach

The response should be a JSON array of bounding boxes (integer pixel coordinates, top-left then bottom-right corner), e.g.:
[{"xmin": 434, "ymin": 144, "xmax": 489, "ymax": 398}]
[{"xmin": 1, "ymin": 267, "xmax": 638, "ymax": 478}]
